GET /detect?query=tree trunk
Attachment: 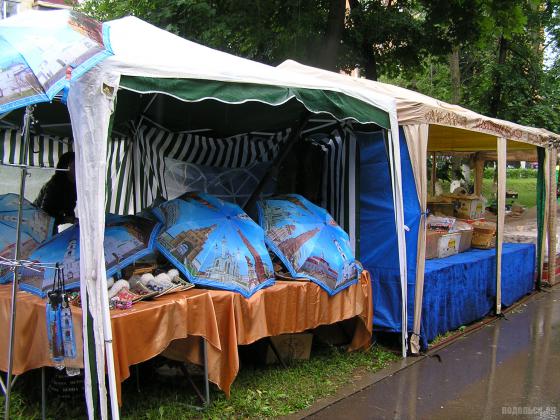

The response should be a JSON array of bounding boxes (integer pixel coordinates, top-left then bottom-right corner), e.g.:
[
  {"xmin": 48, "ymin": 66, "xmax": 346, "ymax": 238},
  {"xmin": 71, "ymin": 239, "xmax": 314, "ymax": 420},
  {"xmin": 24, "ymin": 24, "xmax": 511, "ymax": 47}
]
[
  {"xmin": 488, "ymin": 35, "xmax": 509, "ymax": 118},
  {"xmin": 449, "ymin": 46, "xmax": 461, "ymax": 104},
  {"xmin": 348, "ymin": 0, "xmax": 378, "ymax": 80},
  {"xmin": 363, "ymin": 47, "xmax": 378, "ymax": 80},
  {"xmin": 315, "ymin": 0, "xmax": 346, "ymax": 71}
]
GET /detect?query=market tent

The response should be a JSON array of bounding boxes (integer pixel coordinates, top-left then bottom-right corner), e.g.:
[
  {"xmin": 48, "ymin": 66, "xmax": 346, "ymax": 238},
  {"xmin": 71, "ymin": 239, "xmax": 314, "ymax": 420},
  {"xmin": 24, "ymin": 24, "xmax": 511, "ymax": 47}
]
[
  {"xmin": 278, "ymin": 60, "xmax": 560, "ymax": 354},
  {"xmin": 10, "ymin": 15, "xmax": 406, "ymax": 419}
]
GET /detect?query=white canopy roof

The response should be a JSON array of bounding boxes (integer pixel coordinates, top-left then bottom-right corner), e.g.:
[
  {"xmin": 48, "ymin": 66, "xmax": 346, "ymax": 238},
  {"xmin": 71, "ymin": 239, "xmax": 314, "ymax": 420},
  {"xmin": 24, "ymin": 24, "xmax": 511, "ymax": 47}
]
[
  {"xmin": 279, "ymin": 60, "xmax": 560, "ymax": 150},
  {"xmin": 62, "ymin": 15, "xmax": 410, "ymax": 419}
]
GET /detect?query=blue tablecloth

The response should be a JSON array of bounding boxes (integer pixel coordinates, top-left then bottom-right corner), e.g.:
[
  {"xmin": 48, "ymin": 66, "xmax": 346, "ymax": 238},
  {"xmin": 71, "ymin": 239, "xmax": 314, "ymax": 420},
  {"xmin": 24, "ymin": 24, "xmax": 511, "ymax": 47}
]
[
  {"xmin": 421, "ymin": 243, "xmax": 535, "ymax": 348},
  {"xmin": 370, "ymin": 243, "xmax": 536, "ymax": 350}
]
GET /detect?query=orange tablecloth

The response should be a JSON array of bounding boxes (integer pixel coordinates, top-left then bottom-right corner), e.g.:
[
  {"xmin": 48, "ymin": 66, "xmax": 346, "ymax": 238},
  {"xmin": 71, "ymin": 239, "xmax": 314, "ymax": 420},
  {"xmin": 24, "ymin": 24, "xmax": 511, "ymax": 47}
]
[{"xmin": 0, "ymin": 271, "xmax": 373, "ymax": 404}]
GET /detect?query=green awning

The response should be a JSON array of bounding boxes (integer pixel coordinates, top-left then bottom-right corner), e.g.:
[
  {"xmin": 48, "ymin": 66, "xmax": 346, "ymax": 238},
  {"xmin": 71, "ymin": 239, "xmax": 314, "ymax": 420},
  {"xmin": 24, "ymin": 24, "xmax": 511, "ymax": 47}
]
[{"xmin": 120, "ymin": 76, "xmax": 390, "ymax": 130}]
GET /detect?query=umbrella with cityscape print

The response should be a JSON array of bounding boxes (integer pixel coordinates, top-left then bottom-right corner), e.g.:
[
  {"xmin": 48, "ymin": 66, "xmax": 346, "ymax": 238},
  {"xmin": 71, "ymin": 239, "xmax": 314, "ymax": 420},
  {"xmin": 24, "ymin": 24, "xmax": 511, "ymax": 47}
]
[
  {"xmin": 0, "ymin": 9, "xmax": 112, "ymax": 114},
  {"xmin": 19, "ymin": 214, "xmax": 160, "ymax": 297},
  {"xmin": 0, "ymin": 193, "xmax": 54, "ymax": 283},
  {"xmin": 152, "ymin": 192, "xmax": 275, "ymax": 298},
  {"xmin": 257, "ymin": 194, "xmax": 361, "ymax": 296}
]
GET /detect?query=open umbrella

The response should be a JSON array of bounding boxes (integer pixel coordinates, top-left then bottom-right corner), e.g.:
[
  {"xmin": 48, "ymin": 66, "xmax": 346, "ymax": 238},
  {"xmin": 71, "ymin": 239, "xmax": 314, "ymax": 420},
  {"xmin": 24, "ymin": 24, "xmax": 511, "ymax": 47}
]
[
  {"xmin": 20, "ymin": 214, "xmax": 160, "ymax": 297},
  {"xmin": 257, "ymin": 194, "xmax": 360, "ymax": 295},
  {"xmin": 0, "ymin": 10, "xmax": 116, "ymax": 419},
  {"xmin": 0, "ymin": 9, "xmax": 113, "ymax": 114},
  {"xmin": 0, "ymin": 193, "xmax": 54, "ymax": 283},
  {"xmin": 153, "ymin": 192, "xmax": 275, "ymax": 297}
]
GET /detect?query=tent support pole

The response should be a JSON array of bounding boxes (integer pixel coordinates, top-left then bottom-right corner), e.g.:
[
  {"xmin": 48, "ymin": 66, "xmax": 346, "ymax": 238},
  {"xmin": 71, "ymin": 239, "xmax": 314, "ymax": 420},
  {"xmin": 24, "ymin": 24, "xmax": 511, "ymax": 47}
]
[
  {"xmin": 4, "ymin": 106, "xmax": 33, "ymax": 420},
  {"xmin": 548, "ymin": 149, "xmax": 557, "ymax": 285},
  {"xmin": 495, "ymin": 137, "xmax": 506, "ymax": 315},
  {"xmin": 244, "ymin": 115, "xmax": 310, "ymax": 212}
]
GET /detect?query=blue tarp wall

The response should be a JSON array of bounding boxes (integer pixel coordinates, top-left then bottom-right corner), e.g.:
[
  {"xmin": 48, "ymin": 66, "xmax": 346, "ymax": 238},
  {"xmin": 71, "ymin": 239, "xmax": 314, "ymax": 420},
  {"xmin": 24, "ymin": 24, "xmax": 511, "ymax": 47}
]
[
  {"xmin": 358, "ymin": 128, "xmax": 535, "ymax": 349},
  {"xmin": 357, "ymin": 128, "xmax": 420, "ymax": 333}
]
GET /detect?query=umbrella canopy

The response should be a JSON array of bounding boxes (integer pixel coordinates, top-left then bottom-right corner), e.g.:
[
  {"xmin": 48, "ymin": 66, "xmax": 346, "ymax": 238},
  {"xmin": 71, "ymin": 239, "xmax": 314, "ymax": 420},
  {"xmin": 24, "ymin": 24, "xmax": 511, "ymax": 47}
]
[
  {"xmin": 20, "ymin": 214, "xmax": 160, "ymax": 296},
  {"xmin": 0, "ymin": 193, "xmax": 54, "ymax": 283},
  {"xmin": 257, "ymin": 194, "xmax": 360, "ymax": 295},
  {"xmin": 0, "ymin": 9, "xmax": 112, "ymax": 114},
  {"xmin": 153, "ymin": 192, "xmax": 275, "ymax": 297}
]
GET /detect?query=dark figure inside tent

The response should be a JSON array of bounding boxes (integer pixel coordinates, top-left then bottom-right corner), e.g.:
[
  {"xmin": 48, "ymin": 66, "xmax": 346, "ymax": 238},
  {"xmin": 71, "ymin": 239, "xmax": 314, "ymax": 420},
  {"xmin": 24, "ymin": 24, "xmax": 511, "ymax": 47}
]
[{"xmin": 34, "ymin": 152, "xmax": 77, "ymax": 229}]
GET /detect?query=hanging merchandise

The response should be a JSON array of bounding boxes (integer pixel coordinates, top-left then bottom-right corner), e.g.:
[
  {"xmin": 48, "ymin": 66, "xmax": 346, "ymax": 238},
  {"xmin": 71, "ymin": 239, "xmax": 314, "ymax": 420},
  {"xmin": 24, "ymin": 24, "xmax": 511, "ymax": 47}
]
[
  {"xmin": 46, "ymin": 292, "xmax": 64, "ymax": 367},
  {"xmin": 46, "ymin": 264, "xmax": 76, "ymax": 367}
]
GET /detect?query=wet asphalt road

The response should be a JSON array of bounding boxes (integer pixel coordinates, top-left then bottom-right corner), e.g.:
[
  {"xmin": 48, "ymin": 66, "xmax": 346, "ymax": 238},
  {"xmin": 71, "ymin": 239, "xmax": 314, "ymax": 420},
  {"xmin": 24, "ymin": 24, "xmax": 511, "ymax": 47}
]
[{"xmin": 307, "ymin": 287, "xmax": 560, "ymax": 420}]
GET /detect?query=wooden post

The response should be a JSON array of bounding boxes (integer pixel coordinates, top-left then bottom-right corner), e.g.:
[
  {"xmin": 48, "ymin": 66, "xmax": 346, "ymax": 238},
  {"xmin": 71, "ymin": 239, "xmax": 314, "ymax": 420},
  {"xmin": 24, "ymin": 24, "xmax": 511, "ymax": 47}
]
[
  {"xmin": 431, "ymin": 152, "xmax": 437, "ymax": 196},
  {"xmin": 548, "ymin": 150, "xmax": 557, "ymax": 285},
  {"xmin": 474, "ymin": 153, "xmax": 484, "ymax": 196}
]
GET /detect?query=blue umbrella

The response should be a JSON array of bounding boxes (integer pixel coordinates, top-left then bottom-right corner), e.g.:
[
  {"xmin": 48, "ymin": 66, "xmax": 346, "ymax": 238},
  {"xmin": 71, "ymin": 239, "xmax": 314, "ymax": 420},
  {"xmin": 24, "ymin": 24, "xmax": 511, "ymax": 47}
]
[
  {"xmin": 153, "ymin": 192, "xmax": 275, "ymax": 298},
  {"xmin": 0, "ymin": 9, "xmax": 112, "ymax": 114},
  {"xmin": 257, "ymin": 194, "xmax": 360, "ymax": 295},
  {"xmin": 20, "ymin": 214, "xmax": 161, "ymax": 297},
  {"xmin": 0, "ymin": 193, "xmax": 54, "ymax": 283}
]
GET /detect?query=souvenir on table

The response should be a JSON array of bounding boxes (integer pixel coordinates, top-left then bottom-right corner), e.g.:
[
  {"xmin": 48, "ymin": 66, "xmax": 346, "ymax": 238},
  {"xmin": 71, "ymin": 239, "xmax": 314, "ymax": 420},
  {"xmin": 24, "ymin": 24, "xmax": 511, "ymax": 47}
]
[
  {"xmin": 21, "ymin": 214, "xmax": 160, "ymax": 297},
  {"xmin": 153, "ymin": 192, "xmax": 275, "ymax": 298},
  {"xmin": 257, "ymin": 194, "xmax": 360, "ymax": 296}
]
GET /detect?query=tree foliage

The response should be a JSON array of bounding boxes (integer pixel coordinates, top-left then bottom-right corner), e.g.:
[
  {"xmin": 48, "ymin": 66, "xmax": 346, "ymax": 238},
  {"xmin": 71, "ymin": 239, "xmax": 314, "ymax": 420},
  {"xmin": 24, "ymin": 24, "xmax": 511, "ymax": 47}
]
[{"xmin": 79, "ymin": 0, "xmax": 560, "ymax": 132}]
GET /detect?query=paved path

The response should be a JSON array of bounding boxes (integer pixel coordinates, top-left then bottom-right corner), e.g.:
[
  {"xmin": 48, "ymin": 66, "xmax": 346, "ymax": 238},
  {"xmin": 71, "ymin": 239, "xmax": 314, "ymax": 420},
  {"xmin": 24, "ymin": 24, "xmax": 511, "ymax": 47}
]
[{"xmin": 306, "ymin": 287, "xmax": 560, "ymax": 419}]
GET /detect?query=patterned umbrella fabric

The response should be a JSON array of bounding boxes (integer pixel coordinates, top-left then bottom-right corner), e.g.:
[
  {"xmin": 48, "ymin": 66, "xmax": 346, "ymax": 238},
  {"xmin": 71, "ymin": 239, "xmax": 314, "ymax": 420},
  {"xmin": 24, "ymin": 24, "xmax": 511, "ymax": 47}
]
[
  {"xmin": 0, "ymin": 9, "xmax": 112, "ymax": 114},
  {"xmin": 0, "ymin": 193, "xmax": 54, "ymax": 283},
  {"xmin": 153, "ymin": 192, "xmax": 275, "ymax": 297},
  {"xmin": 20, "ymin": 214, "xmax": 160, "ymax": 297},
  {"xmin": 257, "ymin": 194, "xmax": 360, "ymax": 295}
]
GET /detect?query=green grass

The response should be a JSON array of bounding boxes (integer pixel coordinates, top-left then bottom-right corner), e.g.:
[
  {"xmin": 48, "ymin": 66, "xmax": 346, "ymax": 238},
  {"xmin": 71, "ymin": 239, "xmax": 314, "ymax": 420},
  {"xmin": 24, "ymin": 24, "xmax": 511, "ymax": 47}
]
[
  {"xmin": 430, "ymin": 325, "xmax": 466, "ymax": 347},
  {"xmin": 482, "ymin": 178, "xmax": 537, "ymax": 208},
  {"xmin": 0, "ymin": 344, "xmax": 397, "ymax": 420}
]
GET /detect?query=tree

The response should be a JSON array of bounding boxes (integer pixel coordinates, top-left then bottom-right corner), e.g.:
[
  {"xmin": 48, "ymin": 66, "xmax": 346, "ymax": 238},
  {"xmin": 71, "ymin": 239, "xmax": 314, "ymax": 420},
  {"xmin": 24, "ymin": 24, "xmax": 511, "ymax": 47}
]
[
  {"xmin": 79, "ymin": 0, "xmax": 339, "ymax": 66},
  {"xmin": 80, "ymin": 0, "xmax": 560, "ymax": 132},
  {"xmin": 343, "ymin": 0, "xmax": 426, "ymax": 80}
]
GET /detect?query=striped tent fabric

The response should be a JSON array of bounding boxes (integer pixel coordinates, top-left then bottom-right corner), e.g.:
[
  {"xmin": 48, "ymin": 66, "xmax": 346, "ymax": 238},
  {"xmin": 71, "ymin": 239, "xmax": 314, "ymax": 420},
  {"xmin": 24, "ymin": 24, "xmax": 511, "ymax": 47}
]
[
  {"xmin": 303, "ymin": 121, "xmax": 358, "ymax": 249},
  {"xmin": 0, "ymin": 128, "xmax": 133, "ymax": 214},
  {"xmin": 131, "ymin": 122, "xmax": 292, "ymax": 211},
  {"xmin": 106, "ymin": 136, "xmax": 135, "ymax": 215},
  {"xmin": 0, "ymin": 123, "xmax": 360, "ymax": 251},
  {"xmin": 0, "ymin": 128, "xmax": 72, "ymax": 167}
]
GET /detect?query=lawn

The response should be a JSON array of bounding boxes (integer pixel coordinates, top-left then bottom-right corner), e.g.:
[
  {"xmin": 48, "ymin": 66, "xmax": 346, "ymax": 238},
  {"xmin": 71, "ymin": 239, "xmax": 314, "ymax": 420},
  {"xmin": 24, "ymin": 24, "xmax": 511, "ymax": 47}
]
[
  {"xmin": 0, "ymin": 343, "xmax": 397, "ymax": 419},
  {"xmin": 482, "ymin": 178, "xmax": 537, "ymax": 208}
]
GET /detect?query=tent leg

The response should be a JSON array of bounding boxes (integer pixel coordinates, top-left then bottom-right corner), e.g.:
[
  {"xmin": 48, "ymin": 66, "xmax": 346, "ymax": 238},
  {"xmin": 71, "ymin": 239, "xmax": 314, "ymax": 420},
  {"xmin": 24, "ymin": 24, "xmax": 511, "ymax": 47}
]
[
  {"xmin": 5, "ymin": 107, "xmax": 33, "ymax": 420},
  {"xmin": 4, "ymin": 168, "xmax": 28, "ymax": 420},
  {"xmin": 495, "ymin": 137, "xmax": 506, "ymax": 315},
  {"xmin": 548, "ymin": 150, "xmax": 557, "ymax": 286},
  {"xmin": 202, "ymin": 338, "xmax": 210, "ymax": 407},
  {"xmin": 41, "ymin": 368, "xmax": 46, "ymax": 420}
]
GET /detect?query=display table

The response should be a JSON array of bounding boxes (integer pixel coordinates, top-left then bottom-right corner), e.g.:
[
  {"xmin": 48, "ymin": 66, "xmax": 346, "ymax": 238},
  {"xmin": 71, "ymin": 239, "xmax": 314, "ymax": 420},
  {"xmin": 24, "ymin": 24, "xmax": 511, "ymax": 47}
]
[
  {"xmin": 0, "ymin": 271, "xmax": 372, "ymax": 404},
  {"xmin": 421, "ymin": 243, "xmax": 535, "ymax": 348}
]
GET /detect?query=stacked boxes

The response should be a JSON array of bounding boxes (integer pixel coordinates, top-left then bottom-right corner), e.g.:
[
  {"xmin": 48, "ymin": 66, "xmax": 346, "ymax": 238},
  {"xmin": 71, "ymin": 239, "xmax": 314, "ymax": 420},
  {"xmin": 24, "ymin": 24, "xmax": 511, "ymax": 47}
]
[
  {"xmin": 426, "ymin": 231, "xmax": 461, "ymax": 259},
  {"xmin": 426, "ymin": 216, "xmax": 473, "ymax": 259}
]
